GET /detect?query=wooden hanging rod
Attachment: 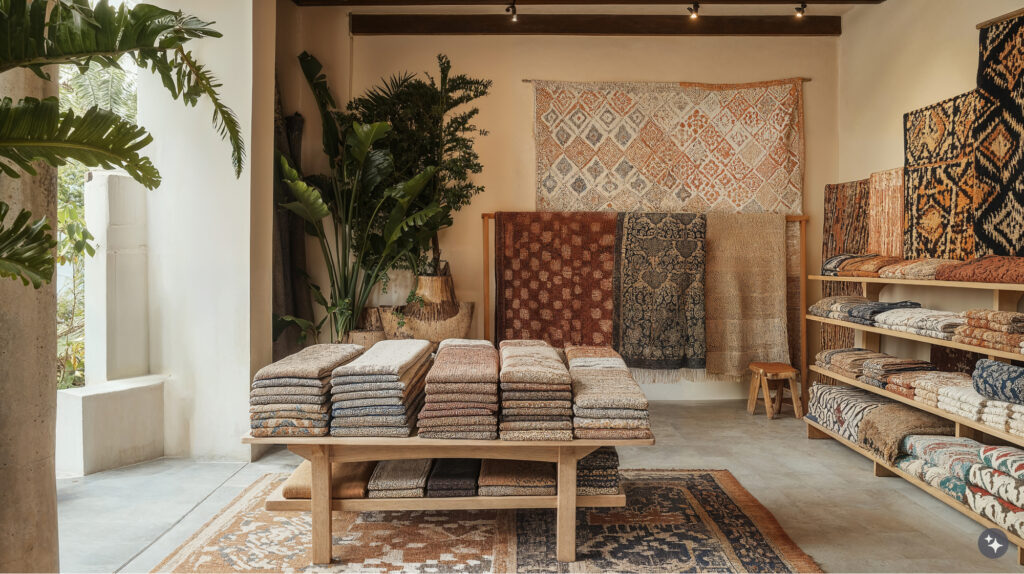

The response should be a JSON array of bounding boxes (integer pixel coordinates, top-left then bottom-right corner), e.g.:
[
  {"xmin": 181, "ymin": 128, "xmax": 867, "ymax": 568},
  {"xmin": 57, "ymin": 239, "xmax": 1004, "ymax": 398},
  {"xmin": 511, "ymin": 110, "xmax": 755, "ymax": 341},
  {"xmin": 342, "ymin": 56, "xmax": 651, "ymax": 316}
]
[{"xmin": 977, "ymin": 7, "xmax": 1024, "ymax": 29}]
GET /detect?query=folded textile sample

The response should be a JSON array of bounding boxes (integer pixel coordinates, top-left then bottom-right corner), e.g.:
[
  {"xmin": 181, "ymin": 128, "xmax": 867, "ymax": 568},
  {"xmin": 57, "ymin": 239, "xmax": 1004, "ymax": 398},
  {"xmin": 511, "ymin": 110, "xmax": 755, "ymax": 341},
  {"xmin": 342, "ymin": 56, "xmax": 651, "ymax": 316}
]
[
  {"xmin": 577, "ymin": 446, "xmax": 620, "ymax": 495},
  {"xmin": 282, "ymin": 460, "xmax": 377, "ymax": 499},
  {"xmin": 367, "ymin": 458, "xmax": 434, "ymax": 498},
  {"xmin": 934, "ymin": 256, "xmax": 1024, "ymax": 284},
  {"xmin": 895, "ymin": 453, "xmax": 969, "ymax": 503},
  {"xmin": 847, "ymin": 301, "xmax": 922, "ymax": 324},
  {"xmin": 836, "ymin": 255, "xmax": 904, "ymax": 277},
  {"xmin": 330, "ymin": 339, "xmax": 432, "ymax": 437},
  {"xmin": 821, "ymin": 254, "xmax": 875, "ymax": 276},
  {"xmin": 426, "ymin": 458, "xmax": 481, "ymax": 497},
  {"xmin": 566, "ymin": 346, "xmax": 652, "ymax": 440},
  {"xmin": 967, "ymin": 445, "xmax": 1024, "ymax": 536},
  {"xmin": 250, "ymin": 344, "xmax": 365, "ymax": 438},
  {"xmin": 478, "ymin": 459, "xmax": 556, "ymax": 496},
  {"xmin": 879, "ymin": 258, "xmax": 959, "ymax": 280},
  {"xmin": 808, "ymin": 296, "xmax": 870, "ymax": 318},
  {"xmin": 884, "ymin": 370, "xmax": 969, "ymax": 404},
  {"xmin": 826, "ymin": 349, "xmax": 892, "ymax": 380},
  {"xmin": 873, "ymin": 308, "xmax": 966, "ymax": 340},
  {"xmin": 498, "ymin": 340, "xmax": 574, "ymax": 441},
  {"xmin": 805, "ymin": 385, "xmax": 891, "ymax": 443},
  {"xmin": 418, "ymin": 339, "xmax": 499, "ymax": 440},
  {"xmin": 900, "ymin": 435, "xmax": 983, "ymax": 484},
  {"xmin": 965, "ymin": 310, "xmax": 1024, "ymax": 334},
  {"xmin": 909, "ymin": 371, "xmax": 974, "ymax": 407},
  {"xmin": 858, "ymin": 356, "xmax": 935, "ymax": 389},
  {"xmin": 974, "ymin": 359, "xmax": 1024, "ymax": 406},
  {"xmin": 859, "ymin": 405, "xmax": 954, "ymax": 463}
]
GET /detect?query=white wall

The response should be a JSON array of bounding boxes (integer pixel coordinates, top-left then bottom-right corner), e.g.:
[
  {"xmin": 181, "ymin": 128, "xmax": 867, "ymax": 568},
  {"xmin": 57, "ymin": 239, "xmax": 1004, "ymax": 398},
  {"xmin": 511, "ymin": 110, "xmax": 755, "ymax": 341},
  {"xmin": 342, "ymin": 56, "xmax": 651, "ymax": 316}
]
[
  {"xmin": 837, "ymin": 0, "xmax": 1023, "ymax": 360},
  {"xmin": 138, "ymin": 0, "xmax": 274, "ymax": 459}
]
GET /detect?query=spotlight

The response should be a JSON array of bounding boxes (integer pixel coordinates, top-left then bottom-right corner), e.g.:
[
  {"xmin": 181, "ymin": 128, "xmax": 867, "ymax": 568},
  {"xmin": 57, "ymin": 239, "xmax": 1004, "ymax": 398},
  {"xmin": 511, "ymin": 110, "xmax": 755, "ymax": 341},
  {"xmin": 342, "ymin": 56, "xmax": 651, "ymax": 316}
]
[
  {"xmin": 795, "ymin": 3, "xmax": 807, "ymax": 18},
  {"xmin": 688, "ymin": 1, "xmax": 699, "ymax": 19},
  {"xmin": 506, "ymin": 0, "xmax": 517, "ymax": 22}
]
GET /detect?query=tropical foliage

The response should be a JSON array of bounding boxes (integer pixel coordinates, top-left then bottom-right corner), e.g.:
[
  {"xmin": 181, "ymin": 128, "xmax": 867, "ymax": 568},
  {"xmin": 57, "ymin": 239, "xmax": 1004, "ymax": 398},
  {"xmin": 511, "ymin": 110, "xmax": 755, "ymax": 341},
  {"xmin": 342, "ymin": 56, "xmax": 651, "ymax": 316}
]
[
  {"xmin": 276, "ymin": 53, "xmax": 439, "ymax": 343},
  {"xmin": 0, "ymin": 0, "xmax": 244, "ymax": 288},
  {"xmin": 348, "ymin": 54, "xmax": 491, "ymax": 275}
]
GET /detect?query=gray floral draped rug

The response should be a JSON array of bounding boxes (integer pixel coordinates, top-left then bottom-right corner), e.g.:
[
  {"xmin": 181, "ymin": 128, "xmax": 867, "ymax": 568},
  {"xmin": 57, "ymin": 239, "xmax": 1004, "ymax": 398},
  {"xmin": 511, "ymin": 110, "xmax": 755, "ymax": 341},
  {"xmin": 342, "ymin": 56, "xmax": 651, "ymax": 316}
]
[{"xmin": 155, "ymin": 469, "xmax": 821, "ymax": 573}]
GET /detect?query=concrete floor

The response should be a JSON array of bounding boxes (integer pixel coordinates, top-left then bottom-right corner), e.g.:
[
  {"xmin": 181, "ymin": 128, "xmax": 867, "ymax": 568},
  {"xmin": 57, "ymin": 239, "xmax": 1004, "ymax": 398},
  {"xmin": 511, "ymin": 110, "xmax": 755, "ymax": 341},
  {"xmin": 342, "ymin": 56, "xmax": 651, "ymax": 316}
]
[{"xmin": 57, "ymin": 401, "xmax": 1021, "ymax": 572}]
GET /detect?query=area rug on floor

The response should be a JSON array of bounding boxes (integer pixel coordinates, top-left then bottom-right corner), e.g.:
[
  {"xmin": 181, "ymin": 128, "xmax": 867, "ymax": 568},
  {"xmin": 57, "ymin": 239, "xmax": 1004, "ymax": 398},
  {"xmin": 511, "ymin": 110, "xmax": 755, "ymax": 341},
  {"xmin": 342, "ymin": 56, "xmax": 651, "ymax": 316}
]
[{"xmin": 154, "ymin": 469, "xmax": 820, "ymax": 573}]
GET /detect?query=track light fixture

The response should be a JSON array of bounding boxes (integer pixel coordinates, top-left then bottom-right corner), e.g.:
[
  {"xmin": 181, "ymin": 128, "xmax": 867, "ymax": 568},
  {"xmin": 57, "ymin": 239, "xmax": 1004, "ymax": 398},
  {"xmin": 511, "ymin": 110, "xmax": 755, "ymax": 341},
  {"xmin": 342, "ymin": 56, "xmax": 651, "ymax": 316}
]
[
  {"xmin": 688, "ymin": 1, "xmax": 699, "ymax": 19},
  {"xmin": 506, "ymin": 0, "xmax": 517, "ymax": 22},
  {"xmin": 795, "ymin": 2, "xmax": 807, "ymax": 18}
]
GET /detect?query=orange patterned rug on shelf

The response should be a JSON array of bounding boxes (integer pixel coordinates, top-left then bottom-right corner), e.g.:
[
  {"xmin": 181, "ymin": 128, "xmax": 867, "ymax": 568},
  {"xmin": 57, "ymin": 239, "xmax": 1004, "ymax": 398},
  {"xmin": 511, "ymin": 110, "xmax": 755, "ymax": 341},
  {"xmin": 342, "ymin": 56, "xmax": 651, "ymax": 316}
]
[{"xmin": 154, "ymin": 469, "xmax": 820, "ymax": 573}]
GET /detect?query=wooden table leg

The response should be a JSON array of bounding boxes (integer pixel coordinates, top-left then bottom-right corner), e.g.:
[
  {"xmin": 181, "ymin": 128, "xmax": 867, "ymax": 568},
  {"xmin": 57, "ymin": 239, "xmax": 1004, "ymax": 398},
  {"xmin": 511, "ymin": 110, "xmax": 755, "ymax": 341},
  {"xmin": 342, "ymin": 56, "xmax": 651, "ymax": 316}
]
[
  {"xmin": 556, "ymin": 447, "xmax": 578, "ymax": 562},
  {"xmin": 310, "ymin": 444, "xmax": 333, "ymax": 565}
]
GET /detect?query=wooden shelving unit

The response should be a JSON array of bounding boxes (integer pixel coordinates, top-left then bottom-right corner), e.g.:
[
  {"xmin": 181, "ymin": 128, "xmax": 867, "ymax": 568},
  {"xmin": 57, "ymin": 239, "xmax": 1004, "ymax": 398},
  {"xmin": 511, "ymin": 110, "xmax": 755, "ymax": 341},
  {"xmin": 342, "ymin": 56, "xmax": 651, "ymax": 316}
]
[
  {"xmin": 243, "ymin": 434, "xmax": 655, "ymax": 566},
  {"xmin": 805, "ymin": 275, "xmax": 1024, "ymax": 563}
]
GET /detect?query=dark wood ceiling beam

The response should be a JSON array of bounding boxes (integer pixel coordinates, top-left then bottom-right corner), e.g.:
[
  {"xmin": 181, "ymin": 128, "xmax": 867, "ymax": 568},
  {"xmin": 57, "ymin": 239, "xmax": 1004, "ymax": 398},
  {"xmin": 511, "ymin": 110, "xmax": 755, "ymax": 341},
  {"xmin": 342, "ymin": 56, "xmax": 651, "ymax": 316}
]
[
  {"xmin": 350, "ymin": 14, "xmax": 842, "ymax": 35},
  {"xmin": 300, "ymin": 0, "xmax": 880, "ymax": 5}
]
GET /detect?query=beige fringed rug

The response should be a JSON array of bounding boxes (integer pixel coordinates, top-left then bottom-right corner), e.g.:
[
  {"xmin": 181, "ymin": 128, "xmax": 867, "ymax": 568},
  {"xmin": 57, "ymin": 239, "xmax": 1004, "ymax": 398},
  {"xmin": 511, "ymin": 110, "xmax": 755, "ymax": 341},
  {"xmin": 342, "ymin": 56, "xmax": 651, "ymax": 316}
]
[
  {"xmin": 155, "ymin": 470, "xmax": 820, "ymax": 573},
  {"xmin": 705, "ymin": 213, "xmax": 791, "ymax": 377}
]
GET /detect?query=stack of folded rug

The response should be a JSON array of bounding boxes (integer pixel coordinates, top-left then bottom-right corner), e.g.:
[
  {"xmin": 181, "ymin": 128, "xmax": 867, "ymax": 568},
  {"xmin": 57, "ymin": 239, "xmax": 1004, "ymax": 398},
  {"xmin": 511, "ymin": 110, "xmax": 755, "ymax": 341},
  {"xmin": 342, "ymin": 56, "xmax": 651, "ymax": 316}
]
[
  {"xmin": 566, "ymin": 346, "xmax": 652, "ymax": 440},
  {"xmin": 821, "ymin": 254, "xmax": 876, "ymax": 276},
  {"xmin": 967, "ymin": 445, "xmax": 1024, "ymax": 536},
  {"xmin": 826, "ymin": 349, "xmax": 891, "ymax": 379},
  {"xmin": 937, "ymin": 386, "xmax": 996, "ymax": 422},
  {"xmin": 953, "ymin": 311, "xmax": 1024, "ymax": 354},
  {"xmin": 498, "ymin": 340, "xmax": 574, "ymax": 441},
  {"xmin": 250, "ymin": 344, "xmax": 365, "ymax": 437},
  {"xmin": 894, "ymin": 435, "xmax": 983, "ymax": 503},
  {"xmin": 846, "ymin": 301, "xmax": 921, "ymax": 326},
  {"xmin": 878, "ymin": 258, "xmax": 959, "ymax": 280},
  {"xmin": 425, "ymin": 459, "xmax": 480, "ymax": 497},
  {"xmin": 329, "ymin": 339, "xmax": 432, "ymax": 437},
  {"xmin": 973, "ymin": 359, "xmax": 1024, "ymax": 405},
  {"xmin": 807, "ymin": 296, "xmax": 870, "ymax": 319},
  {"xmin": 859, "ymin": 405, "xmax": 954, "ymax": 463},
  {"xmin": 477, "ymin": 459, "xmax": 556, "ymax": 496},
  {"xmin": 911, "ymin": 371, "xmax": 974, "ymax": 407},
  {"xmin": 577, "ymin": 447, "xmax": 620, "ymax": 495},
  {"xmin": 934, "ymin": 255, "xmax": 1024, "ymax": 284},
  {"xmin": 858, "ymin": 356, "xmax": 935, "ymax": 389},
  {"xmin": 873, "ymin": 308, "xmax": 966, "ymax": 340},
  {"xmin": 805, "ymin": 385, "xmax": 892, "ymax": 444},
  {"xmin": 836, "ymin": 255, "xmax": 904, "ymax": 277},
  {"xmin": 367, "ymin": 458, "xmax": 433, "ymax": 498},
  {"xmin": 418, "ymin": 339, "xmax": 499, "ymax": 440},
  {"xmin": 282, "ymin": 460, "xmax": 377, "ymax": 500}
]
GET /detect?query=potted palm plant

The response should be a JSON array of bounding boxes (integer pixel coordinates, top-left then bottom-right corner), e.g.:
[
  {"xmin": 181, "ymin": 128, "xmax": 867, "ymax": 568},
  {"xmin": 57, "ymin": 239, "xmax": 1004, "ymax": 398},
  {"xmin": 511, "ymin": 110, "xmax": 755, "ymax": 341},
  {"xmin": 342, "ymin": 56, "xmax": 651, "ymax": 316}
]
[{"xmin": 347, "ymin": 54, "xmax": 490, "ymax": 341}]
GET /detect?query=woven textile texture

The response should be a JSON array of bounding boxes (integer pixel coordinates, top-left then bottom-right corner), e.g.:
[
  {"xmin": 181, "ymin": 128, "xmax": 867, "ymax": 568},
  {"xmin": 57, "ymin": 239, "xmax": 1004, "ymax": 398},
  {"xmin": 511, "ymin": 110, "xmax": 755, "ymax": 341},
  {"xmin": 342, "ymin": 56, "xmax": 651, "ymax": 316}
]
[
  {"xmin": 820, "ymin": 179, "xmax": 870, "ymax": 352},
  {"xmin": 903, "ymin": 91, "xmax": 983, "ymax": 260},
  {"xmin": 613, "ymin": 212, "xmax": 705, "ymax": 368},
  {"xmin": 155, "ymin": 470, "xmax": 821, "ymax": 573},
  {"xmin": 367, "ymin": 459, "xmax": 433, "ymax": 492},
  {"xmin": 878, "ymin": 258, "xmax": 959, "ymax": 279},
  {"xmin": 533, "ymin": 80, "xmax": 804, "ymax": 214},
  {"xmin": 980, "ymin": 445, "xmax": 1024, "ymax": 479},
  {"xmin": 970, "ymin": 464, "xmax": 1024, "ymax": 508},
  {"xmin": 281, "ymin": 461, "xmax": 376, "ymax": 500},
  {"xmin": 974, "ymin": 14, "xmax": 1024, "ymax": 256},
  {"xmin": 934, "ymin": 255, "xmax": 1024, "ymax": 284},
  {"xmin": 966, "ymin": 310, "xmax": 1024, "ymax": 333},
  {"xmin": 836, "ymin": 255, "xmax": 904, "ymax": 277},
  {"xmin": 968, "ymin": 486, "xmax": 1024, "ymax": 537},
  {"xmin": 896, "ymin": 455, "xmax": 968, "ymax": 502},
  {"xmin": 867, "ymin": 168, "xmax": 906, "ymax": 257},
  {"xmin": 973, "ymin": 359, "xmax": 1024, "ymax": 404},
  {"xmin": 495, "ymin": 212, "xmax": 617, "ymax": 347},
  {"xmin": 332, "ymin": 339, "xmax": 432, "ymax": 378},
  {"xmin": 900, "ymin": 435, "xmax": 983, "ymax": 481},
  {"xmin": 705, "ymin": 213, "xmax": 790, "ymax": 376},
  {"xmin": 859, "ymin": 404, "xmax": 954, "ymax": 463},
  {"xmin": 424, "ymin": 342, "xmax": 498, "ymax": 384},
  {"xmin": 805, "ymin": 385, "xmax": 891, "ymax": 444},
  {"xmin": 254, "ymin": 344, "xmax": 364, "ymax": 381}
]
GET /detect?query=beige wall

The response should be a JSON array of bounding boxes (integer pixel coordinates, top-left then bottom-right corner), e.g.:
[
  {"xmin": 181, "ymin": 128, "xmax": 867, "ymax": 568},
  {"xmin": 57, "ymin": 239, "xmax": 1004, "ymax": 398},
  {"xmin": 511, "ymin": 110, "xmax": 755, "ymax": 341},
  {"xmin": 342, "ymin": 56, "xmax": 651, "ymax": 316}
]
[
  {"xmin": 276, "ymin": 7, "xmax": 840, "ymax": 365},
  {"xmin": 838, "ymin": 0, "xmax": 1023, "ymax": 360}
]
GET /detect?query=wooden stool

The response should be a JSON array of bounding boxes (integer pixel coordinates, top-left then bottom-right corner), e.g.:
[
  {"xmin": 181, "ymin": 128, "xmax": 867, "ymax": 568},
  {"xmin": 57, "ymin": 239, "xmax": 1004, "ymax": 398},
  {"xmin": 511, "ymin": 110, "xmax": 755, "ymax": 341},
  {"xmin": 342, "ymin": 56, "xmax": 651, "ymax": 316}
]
[{"xmin": 747, "ymin": 362, "xmax": 803, "ymax": 419}]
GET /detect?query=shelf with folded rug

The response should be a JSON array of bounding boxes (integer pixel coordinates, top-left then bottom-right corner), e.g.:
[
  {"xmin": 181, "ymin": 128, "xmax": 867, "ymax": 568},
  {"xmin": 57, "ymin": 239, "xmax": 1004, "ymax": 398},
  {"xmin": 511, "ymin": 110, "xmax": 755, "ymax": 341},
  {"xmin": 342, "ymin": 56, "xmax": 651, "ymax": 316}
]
[
  {"xmin": 242, "ymin": 433, "xmax": 655, "ymax": 565},
  {"xmin": 804, "ymin": 417, "xmax": 1024, "ymax": 564},
  {"xmin": 809, "ymin": 364, "xmax": 1024, "ymax": 447},
  {"xmin": 809, "ymin": 274, "xmax": 1024, "ymax": 293}
]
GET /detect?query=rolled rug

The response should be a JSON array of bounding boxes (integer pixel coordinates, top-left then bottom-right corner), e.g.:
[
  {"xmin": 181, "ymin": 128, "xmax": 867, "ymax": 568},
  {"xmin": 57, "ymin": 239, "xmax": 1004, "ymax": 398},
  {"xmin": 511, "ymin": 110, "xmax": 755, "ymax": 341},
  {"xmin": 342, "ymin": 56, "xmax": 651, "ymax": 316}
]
[{"xmin": 973, "ymin": 359, "xmax": 1024, "ymax": 404}]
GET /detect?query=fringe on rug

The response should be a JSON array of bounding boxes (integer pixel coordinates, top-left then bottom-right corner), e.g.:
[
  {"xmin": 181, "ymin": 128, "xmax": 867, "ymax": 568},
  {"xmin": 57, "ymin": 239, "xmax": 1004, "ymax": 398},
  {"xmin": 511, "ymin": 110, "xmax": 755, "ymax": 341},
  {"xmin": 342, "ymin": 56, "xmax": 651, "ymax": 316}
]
[{"xmin": 631, "ymin": 368, "xmax": 741, "ymax": 385}]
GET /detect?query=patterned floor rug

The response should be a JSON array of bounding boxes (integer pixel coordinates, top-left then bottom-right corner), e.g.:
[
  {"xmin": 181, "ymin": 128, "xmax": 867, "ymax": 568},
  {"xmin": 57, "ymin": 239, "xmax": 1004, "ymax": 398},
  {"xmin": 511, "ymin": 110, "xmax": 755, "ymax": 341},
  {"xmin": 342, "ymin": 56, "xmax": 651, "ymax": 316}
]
[{"xmin": 155, "ymin": 469, "xmax": 820, "ymax": 573}]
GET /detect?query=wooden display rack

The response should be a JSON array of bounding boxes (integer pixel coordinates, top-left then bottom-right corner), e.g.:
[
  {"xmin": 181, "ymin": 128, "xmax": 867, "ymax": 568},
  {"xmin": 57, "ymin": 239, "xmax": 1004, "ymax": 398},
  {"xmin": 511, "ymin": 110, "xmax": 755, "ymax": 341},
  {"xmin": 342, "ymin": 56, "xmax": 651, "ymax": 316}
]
[
  {"xmin": 243, "ymin": 434, "xmax": 655, "ymax": 566},
  {"xmin": 804, "ymin": 274, "xmax": 1024, "ymax": 563}
]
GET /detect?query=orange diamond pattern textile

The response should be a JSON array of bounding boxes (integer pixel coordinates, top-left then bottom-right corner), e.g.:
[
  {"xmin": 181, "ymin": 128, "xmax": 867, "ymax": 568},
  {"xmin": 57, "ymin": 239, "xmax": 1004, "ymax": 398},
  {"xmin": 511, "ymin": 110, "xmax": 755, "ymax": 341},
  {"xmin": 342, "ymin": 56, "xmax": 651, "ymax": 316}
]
[{"xmin": 534, "ymin": 79, "xmax": 805, "ymax": 214}]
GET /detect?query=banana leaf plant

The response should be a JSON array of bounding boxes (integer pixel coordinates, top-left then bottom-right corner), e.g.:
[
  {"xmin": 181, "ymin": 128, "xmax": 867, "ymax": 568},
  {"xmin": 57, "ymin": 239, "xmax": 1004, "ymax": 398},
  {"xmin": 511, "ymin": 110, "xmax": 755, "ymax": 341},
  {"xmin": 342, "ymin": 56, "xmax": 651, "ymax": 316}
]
[
  {"xmin": 0, "ymin": 0, "xmax": 244, "ymax": 287},
  {"xmin": 277, "ymin": 53, "xmax": 439, "ymax": 343}
]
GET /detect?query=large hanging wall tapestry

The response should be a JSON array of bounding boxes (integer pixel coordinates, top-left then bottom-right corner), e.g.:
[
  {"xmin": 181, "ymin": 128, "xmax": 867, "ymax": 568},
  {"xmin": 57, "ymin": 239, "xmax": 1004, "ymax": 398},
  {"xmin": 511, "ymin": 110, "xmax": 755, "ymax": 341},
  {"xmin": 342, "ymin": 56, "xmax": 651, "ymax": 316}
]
[
  {"xmin": 903, "ymin": 91, "xmax": 983, "ymax": 260},
  {"xmin": 867, "ymin": 168, "xmax": 905, "ymax": 257},
  {"xmin": 613, "ymin": 212, "xmax": 706, "ymax": 369},
  {"xmin": 974, "ymin": 13, "xmax": 1024, "ymax": 257},
  {"xmin": 495, "ymin": 211, "xmax": 618, "ymax": 348},
  {"xmin": 820, "ymin": 179, "xmax": 870, "ymax": 353},
  {"xmin": 533, "ymin": 79, "xmax": 805, "ymax": 383},
  {"xmin": 705, "ymin": 213, "xmax": 790, "ymax": 377}
]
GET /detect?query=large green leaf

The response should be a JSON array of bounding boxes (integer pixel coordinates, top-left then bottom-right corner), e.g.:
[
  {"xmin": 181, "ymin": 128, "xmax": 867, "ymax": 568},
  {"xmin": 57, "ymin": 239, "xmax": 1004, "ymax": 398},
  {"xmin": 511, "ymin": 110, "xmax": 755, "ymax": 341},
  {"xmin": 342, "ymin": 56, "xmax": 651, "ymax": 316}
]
[
  {"xmin": 0, "ymin": 200, "xmax": 56, "ymax": 288},
  {"xmin": 298, "ymin": 51, "xmax": 341, "ymax": 163},
  {"xmin": 346, "ymin": 121, "xmax": 391, "ymax": 164},
  {"xmin": 278, "ymin": 155, "xmax": 329, "ymax": 225},
  {"xmin": 0, "ymin": 96, "xmax": 159, "ymax": 188},
  {"xmin": 0, "ymin": 0, "xmax": 245, "ymax": 178}
]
